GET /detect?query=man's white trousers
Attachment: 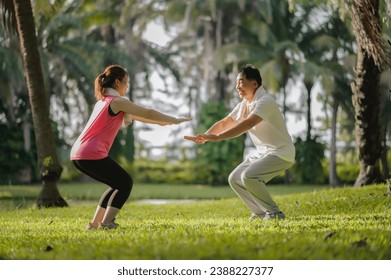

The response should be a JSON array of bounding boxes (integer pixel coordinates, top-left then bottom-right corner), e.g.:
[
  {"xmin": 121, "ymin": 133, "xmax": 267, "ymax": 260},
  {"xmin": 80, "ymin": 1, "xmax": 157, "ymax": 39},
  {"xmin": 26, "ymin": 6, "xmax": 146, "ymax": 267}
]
[{"xmin": 228, "ymin": 154, "xmax": 293, "ymax": 215}]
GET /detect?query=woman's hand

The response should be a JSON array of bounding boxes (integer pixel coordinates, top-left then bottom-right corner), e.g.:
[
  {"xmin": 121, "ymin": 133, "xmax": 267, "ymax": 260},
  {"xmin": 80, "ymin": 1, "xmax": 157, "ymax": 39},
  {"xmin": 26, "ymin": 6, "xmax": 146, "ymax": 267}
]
[
  {"xmin": 158, "ymin": 117, "xmax": 192, "ymax": 126},
  {"xmin": 175, "ymin": 117, "xmax": 192, "ymax": 124},
  {"xmin": 184, "ymin": 133, "xmax": 220, "ymax": 143}
]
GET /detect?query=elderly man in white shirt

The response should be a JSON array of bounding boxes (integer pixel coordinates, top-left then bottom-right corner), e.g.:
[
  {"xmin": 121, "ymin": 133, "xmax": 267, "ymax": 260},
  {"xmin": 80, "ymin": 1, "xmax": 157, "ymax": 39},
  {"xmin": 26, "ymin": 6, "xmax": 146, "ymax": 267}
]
[{"xmin": 185, "ymin": 64, "xmax": 295, "ymax": 220}]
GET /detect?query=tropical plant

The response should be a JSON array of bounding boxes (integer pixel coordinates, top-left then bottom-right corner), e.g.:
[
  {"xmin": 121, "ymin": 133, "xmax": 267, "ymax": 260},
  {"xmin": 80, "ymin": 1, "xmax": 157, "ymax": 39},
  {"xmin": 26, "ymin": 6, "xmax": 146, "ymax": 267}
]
[
  {"xmin": 212, "ymin": 1, "xmax": 326, "ymax": 183},
  {"xmin": 348, "ymin": 0, "xmax": 385, "ymax": 186},
  {"xmin": 292, "ymin": 0, "xmax": 391, "ymax": 186},
  {"xmin": 92, "ymin": 0, "xmax": 186, "ymax": 163},
  {"xmin": 161, "ymin": 0, "xmax": 252, "ymax": 180},
  {"xmin": 301, "ymin": 9, "xmax": 355, "ymax": 186},
  {"xmin": 294, "ymin": 136, "xmax": 326, "ymax": 184},
  {"xmin": 1, "ymin": 0, "xmax": 67, "ymax": 207},
  {"xmin": 195, "ymin": 101, "xmax": 245, "ymax": 185},
  {"xmin": 0, "ymin": 20, "xmax": 37, "ymax": 183},
  {"xmin": 379, "ymin": 69, "xmax": 391, "ymax": 178}
]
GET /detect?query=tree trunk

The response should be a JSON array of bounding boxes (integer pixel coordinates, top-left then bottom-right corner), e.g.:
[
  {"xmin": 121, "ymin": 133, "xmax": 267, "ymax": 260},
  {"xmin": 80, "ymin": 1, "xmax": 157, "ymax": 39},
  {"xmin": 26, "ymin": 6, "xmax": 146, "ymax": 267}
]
[
  {"xmin": 380, "ymin": 126, "xmax": 389, "ymax": 179},
  {"xmin": 283, "ymin": 85, "xmax": 293, "ymax": 184},
  {"xmin": 13, "ymin": 0, "xmax": 67, "ymax": 207},
  {"xmin": 329, "ymin": 98, "xmax": 339, "ymax": 186},
  {"xmin": 379, "ymin": 83, "xmax": 390, "ymax": 179},
  {"xmin": 351, "ymin": 46, "xmax": 382, "ymax": 186},
  {"xmin": 381, "ymin": 143, "xmax": 389, "ymax": 179},
  {"xmin": 304, "ymin": 79, "xmax": 313, "ymax": 141}
]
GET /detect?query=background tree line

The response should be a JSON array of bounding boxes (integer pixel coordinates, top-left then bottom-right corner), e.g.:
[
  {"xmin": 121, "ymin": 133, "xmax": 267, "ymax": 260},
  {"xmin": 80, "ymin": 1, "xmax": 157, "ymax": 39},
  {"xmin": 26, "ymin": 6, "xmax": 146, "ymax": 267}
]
[{"xmin": 0, "ymin": 0, "xmax": 390, "ymax": 206}]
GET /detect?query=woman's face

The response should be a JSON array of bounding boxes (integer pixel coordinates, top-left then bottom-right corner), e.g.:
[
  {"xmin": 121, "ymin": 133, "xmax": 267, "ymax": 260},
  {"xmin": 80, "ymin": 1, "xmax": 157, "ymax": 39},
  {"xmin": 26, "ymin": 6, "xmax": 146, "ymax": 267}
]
[{"xmin": 116, "ymin": 76, "xmax": 129, "ymax": 96}]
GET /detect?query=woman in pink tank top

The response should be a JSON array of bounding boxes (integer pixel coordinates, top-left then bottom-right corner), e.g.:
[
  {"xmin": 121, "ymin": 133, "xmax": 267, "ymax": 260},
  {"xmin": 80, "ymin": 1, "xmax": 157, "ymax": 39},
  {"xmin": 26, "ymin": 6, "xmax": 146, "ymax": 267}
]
[{"xmin": 71, "ymin": 65, "xmax": 191, "ymax": 230}]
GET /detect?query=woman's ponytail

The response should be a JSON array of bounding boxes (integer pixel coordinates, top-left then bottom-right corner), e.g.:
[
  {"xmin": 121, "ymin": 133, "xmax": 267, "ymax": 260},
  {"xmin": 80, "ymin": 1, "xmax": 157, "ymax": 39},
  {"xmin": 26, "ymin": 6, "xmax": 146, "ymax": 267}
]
[{"xmin": 94, "ymin": 65, "xmax": 128, "ymax": 100}]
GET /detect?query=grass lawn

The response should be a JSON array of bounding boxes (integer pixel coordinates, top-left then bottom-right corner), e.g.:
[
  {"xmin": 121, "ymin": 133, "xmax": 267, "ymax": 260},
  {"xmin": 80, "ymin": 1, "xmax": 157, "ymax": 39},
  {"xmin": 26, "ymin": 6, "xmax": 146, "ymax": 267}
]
[
  {"xmin": 0, "ymin": 183, "xmax": 390, "ymax": 260},
  {"xmin": 0, "ymin": 183, "xmax": 329, "ymax": 210}
]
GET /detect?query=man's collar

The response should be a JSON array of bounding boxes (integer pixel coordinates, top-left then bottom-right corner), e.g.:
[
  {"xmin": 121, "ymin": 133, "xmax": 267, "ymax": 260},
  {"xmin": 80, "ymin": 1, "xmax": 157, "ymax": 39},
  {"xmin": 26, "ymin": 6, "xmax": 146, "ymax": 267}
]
[
  {"xmin": 247, "ymin": 86, "xmax": 265, "ymax": 104},
  {"xmin": 254, "ymin": 86, "xmax": 266, "ymax": 100}
]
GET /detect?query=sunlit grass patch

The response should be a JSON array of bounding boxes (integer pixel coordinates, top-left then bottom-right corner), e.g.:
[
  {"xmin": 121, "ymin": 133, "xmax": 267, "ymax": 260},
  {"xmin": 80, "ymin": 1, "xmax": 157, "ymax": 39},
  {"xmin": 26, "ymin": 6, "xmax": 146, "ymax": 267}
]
[{"xmin": 0, "ymin": 184, "xmax": 389, "ymax": 260}]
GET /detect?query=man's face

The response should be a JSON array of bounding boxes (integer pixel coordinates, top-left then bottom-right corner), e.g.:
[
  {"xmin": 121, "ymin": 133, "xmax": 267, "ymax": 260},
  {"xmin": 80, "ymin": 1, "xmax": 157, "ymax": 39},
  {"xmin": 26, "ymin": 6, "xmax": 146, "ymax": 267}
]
[{"xmin": 235, "ymin": 72, "xmax": 258, "ymax": 101}]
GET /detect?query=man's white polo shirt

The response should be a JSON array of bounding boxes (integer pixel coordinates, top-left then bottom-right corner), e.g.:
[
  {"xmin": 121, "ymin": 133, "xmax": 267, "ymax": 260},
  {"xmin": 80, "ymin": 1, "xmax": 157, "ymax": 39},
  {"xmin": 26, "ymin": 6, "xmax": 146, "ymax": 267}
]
[{"xmin": 229, "ymin": 86, "xmax": 295, "ymax": 163}]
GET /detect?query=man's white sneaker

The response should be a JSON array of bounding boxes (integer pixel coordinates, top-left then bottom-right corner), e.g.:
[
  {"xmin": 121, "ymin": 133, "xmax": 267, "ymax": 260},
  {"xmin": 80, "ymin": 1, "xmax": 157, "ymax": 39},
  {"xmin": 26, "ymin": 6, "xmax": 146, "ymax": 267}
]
[
  {"xmin": 249, "ymin": 213, "xmax": 266, "ymax": 220},
  {"xmin": 263, "ymin": 212, "xmax": 285, "ymax": 220}
]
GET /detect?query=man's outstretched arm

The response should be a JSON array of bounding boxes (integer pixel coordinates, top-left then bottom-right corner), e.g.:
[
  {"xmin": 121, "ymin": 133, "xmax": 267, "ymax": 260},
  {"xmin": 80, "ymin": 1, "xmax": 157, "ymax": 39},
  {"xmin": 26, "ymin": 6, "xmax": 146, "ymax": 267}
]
[{"xmin": 199, "ymin": 114, "xmax": 262, "ymax": 142}]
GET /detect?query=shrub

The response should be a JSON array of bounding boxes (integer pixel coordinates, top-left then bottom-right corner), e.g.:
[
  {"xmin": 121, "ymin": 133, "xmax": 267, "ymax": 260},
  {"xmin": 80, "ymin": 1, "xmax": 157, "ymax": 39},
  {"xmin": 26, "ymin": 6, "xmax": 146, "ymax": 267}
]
[
  {"xmin": 120, "ymin": 158, "xmax": 207, "ymax": 184},
  {"xmin": 337, "ymin": 162, "xmax": 360, "ymax": 184},
  {"xmin": 293, "ymin": 136, "xmax": 326, "ymax": 184}
]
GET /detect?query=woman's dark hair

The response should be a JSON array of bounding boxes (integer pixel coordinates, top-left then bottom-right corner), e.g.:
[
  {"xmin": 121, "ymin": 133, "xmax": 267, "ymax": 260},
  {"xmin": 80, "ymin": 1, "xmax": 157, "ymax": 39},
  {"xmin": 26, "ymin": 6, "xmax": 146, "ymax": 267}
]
[
  {"xmin": 239, "ymin": 64, "xmax": 262, "ymax": 86},
  {"xmin": 94, "ymin": 64, "xmax": 128, "ymax": 100}
]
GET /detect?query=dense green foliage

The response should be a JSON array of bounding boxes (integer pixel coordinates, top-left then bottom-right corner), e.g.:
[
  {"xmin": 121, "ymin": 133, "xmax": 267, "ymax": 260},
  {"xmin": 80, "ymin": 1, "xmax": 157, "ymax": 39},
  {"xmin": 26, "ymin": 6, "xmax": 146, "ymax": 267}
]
[
  {"xmin": 1, "ymin": 0, "xmax": 390, "ymax": 187},
  {"xmin": 0, "ymin": 184, "xmax": 389, "ymax": 259},
  {"xmin": 294, "ymin": 136, "xmax": 326, "ymax": 184},
  {"xmin": 194, "ymin": 102, "xmax": 246, "ymax": 185},
  {"xmin": 61, "ymin": 154, "xmax": 367, "ymax": 186},
  {"xmin": 0, "ymin": 123, "xmax": 36, "ymax": 184}
]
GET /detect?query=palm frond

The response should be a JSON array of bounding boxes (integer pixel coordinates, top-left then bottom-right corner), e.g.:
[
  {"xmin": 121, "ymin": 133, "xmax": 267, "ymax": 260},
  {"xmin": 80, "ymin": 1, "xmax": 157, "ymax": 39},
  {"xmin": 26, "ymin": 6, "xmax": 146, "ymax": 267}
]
[
  {"xmin": 0, "ymin": 0, "xmax": 16, "ymax": 37},
  {"xmin": 78, "ymin": 39, "xmax": 135, "ymax": 71},
  {"xmin": 213, "ymin": 43, "xmax": 269, "ymax": 69},
  {"xmin": 51, "ymin": 41, "xmax": 100, "ymax": 82},
  {"xmin": 0, "ymin": 43, "xmax": 24, "ymax": 90},
  {"xmin": 145, "ymin": 42, "xmax": 180, "ymax": 82},
  {"xmin": 349, "ymin": 0, "xmax": 389, "ymax": 68}
]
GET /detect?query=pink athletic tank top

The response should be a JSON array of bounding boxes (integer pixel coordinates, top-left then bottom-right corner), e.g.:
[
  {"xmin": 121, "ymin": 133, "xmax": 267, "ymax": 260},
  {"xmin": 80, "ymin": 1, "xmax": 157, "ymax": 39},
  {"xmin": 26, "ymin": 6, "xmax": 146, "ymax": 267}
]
[{"xmin": 70, "ymin": 95, "xmax": 124, "ymax": 160}]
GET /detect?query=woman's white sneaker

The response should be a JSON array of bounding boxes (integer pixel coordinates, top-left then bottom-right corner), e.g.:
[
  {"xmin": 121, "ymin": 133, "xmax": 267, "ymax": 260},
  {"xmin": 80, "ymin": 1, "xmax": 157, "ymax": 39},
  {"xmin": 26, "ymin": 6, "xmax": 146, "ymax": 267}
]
[
  {"xmin": 86, "ymin": 222, "xmax": 99, "ymax": 230},
  {"xmin": 98, "ymin": 219, "xmax": 119, "ymax": 229}
]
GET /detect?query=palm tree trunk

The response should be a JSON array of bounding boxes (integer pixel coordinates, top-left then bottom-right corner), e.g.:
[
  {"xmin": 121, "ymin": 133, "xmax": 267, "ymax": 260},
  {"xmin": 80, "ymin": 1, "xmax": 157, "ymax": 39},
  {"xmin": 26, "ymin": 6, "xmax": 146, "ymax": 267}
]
[
  {"xmin": 348, "ymin": 0, "xmax": 385, "ymax": 186},
  {"xmin": 329, "ymin": 98, "xmax": 339, "ymax": 186},
  {"xmin": 380, "ymin": 125, "xmax": 389, "ymax": 179},
  {"xmin": 282, "ymin": 85, "xmax": 293, "ymax": 184},
  {"xmin": 351, "ymin": 46, "xmax": 382, "ymax": 186},
  {"xmin": 13, "ymin": 0, "xmax": 67, "ymax": 207},
  {"xmin": 304, "ymin": 79, "xmax": 313, "ymax": 141}
]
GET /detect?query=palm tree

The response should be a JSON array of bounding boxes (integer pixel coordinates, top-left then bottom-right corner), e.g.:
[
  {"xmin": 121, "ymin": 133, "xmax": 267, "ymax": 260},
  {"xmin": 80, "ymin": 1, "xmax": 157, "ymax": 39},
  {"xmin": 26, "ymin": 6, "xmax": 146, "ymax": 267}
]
[
  {"xmin": 0, "ymin": 21, "xmax": 33, "ymax": 183},
  {"xmin": 162, "ymin": 0, "xmax": 251, "ymax": 184},
  {"xmin": 3, "ymin": 0, "xmax": 67, "ymax": 207},
  {"xmin": 299, "ymin": 8, "xmax": 356, "ymax": 186},
  {"xmin": 88, "ymin": 0, "xmax": 185, "ymax": 162},
  {"xmin": 292, "ymin": 0, "xmax": 390, "ymax": 185},
  {"xmin": 38, "ymin": 0, "xmax": 135, "ymax": 149},
  {"xmin": 379, "ymin": 69, "xmax": 391, "ymax": 179},
  {"xmin": 348, "ymin": 0, "xmax": 389, "ymax": 186},
  {"xmin": 212, "ymin": 0, "xmax": 316, "ymax": 183},
  {"xmin": 322, "ymin": 13, "xmax": 355, "ymax": 186}
]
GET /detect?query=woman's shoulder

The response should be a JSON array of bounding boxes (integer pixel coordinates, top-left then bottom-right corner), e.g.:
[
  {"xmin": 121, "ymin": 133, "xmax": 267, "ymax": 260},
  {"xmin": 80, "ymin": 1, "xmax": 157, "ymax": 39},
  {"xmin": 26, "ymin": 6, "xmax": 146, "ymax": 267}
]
[
  {"xmin": 109, "ymin": 96, "xmax": 132, "ymax": 106},
  {"xmin": 108, "ymin": 96, "xmax": 134, "ymax": 114}
]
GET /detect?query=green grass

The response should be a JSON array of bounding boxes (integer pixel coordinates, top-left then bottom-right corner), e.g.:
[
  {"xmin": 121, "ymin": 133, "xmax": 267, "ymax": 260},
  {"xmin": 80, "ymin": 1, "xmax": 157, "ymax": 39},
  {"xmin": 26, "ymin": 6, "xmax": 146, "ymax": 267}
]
[
  {"xmin": 0, "ymin": 183, "xmax": 390, "ymax": 260},
  {"xmin": 0, "ymin": 183, "xmax": 329, "ymax": 210}
]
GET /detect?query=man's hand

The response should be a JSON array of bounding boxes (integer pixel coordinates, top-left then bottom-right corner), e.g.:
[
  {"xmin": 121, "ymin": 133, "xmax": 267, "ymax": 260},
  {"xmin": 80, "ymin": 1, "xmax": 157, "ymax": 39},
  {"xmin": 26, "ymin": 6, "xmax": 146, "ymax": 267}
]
[
  {"xmin": 184, "ymin": 135, "xmax": 206, "ymax": 144},
  {"xmin": 197, "ymin": 134, "xmax": 220, "ymax": 142}
]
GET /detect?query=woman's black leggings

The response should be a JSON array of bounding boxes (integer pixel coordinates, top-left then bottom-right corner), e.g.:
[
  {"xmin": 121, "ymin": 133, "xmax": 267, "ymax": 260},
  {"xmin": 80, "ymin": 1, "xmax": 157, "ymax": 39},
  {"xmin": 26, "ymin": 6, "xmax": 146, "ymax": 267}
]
[{"xmin": 73, "ymin": 157, "xmax": 133, "ymax": 209}]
